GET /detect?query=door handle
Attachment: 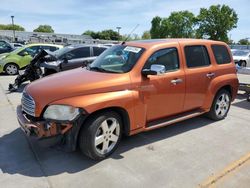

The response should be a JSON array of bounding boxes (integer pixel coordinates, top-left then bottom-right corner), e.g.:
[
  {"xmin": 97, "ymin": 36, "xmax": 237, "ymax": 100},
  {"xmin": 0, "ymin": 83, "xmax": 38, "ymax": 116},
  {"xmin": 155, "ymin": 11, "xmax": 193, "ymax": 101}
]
[
  {"xmin": 206, "ymin": 72, "xmax": 215, "ymax": 78},
  {"xmin": 171, "ymin": 78, "xmax": 183, "ymax": 85}
]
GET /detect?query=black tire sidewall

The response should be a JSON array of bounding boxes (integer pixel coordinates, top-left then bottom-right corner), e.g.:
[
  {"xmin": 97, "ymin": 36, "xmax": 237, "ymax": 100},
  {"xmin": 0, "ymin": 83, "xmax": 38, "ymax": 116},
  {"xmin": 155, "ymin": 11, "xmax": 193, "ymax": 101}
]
[
  {"xmin": 79, "ymin": 111, "xmax": 122, "ymax": 160},
  {"xmin": 5, "ymin": 63, "xmax": 19, "ymax": 75},
  {"xmin": 210, "ymin": 89, "xmax": 231, "ymax": 120}
]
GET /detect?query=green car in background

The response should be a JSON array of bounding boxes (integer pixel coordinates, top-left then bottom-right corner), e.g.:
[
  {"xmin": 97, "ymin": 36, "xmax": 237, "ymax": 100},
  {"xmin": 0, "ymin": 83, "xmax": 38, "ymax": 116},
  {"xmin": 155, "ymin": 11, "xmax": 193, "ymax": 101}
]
[{"xmin": 0, "ymin": 43, "xmax": 63, "ymax": 75}]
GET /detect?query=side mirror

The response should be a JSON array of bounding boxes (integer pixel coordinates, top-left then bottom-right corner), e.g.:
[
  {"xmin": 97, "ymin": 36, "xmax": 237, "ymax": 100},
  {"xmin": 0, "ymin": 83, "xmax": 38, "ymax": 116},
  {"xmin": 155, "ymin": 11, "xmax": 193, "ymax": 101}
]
[
  {"xmin": 62, "ymin": 58, "xmax": 68, "ymax": 64},
  {"xmin": 142, "ymin": 64, "xmax": 166, "ymax": 76}
]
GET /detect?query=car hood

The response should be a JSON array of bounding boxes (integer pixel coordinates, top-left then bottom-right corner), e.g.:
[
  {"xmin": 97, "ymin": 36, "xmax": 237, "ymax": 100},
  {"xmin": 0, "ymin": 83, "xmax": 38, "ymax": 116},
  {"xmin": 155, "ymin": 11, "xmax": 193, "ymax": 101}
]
[{"xmin": 26, "ymin": 68, "xmax": 131, "ymax": 115}]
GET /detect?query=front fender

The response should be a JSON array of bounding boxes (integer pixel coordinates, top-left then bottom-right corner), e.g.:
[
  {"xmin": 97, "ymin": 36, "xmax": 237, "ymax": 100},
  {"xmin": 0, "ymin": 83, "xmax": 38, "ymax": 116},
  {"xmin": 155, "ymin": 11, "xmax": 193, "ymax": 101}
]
[
  {"xmin": 50, "ymin": 90, "xmax": 138, "ymax": 131},
  {"xmin": 202, "ymin": 73, "xmax": 239, "ymax": 110}
]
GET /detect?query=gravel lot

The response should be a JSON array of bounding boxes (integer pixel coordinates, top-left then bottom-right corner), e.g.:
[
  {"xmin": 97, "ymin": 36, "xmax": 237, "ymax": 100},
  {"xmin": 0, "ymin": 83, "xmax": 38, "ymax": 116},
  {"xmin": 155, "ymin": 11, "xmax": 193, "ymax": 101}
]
[{"xmin": 0, "ymin": 74, "xmax": 249, "ymax": 188}]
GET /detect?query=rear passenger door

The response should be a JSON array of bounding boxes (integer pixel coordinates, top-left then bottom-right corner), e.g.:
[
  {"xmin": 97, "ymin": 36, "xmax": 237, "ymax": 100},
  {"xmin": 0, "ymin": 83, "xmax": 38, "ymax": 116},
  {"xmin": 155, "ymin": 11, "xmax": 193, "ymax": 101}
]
[
  {"xmin": 61, "ymin": 47, "xmax": 91, "ymax": 70},
  {"xmin": 182, "ymin": 45, "xmax": 214, "ymax": 111}
]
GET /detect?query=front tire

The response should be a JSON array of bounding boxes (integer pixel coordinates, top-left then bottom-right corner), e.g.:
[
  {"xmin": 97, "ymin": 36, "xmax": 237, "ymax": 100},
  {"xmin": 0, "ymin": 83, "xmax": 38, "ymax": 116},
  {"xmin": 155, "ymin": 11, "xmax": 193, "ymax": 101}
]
[
  {"xmin": 79, "ymin": 111, "xmax": 122, "ymax": 160},
  {"xmin": 5, "ymin": 63, "xmax": 19, "ymax": 75},
  {"xmin": 207, "ymin": 89, "xmax": 231, "ymax": 120}
]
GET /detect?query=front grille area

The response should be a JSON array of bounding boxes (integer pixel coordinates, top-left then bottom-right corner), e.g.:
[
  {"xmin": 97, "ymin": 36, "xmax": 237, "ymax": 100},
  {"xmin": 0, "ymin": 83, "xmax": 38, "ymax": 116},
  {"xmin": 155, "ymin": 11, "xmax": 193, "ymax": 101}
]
[{"xmin": 21, "ymin": 92, "xmax": 35, "ymax": 117}]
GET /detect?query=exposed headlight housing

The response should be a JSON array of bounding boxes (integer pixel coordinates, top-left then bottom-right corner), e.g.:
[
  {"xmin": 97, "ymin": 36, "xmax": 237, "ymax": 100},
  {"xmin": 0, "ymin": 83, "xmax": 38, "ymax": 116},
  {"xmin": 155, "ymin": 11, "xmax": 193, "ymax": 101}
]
[
  {"xmin": 43, "ymin": 105, "xmax": 80, "ymax": 121},
  {"xmin": 45, "ymin": 60, "xmax": 62, "ymax": 66}
]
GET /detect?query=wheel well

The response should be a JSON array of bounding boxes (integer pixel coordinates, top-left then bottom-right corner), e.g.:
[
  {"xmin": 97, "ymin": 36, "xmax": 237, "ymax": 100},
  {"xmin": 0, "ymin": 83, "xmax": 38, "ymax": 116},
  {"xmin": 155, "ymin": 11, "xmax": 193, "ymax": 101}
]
[
  {"xmin": 4, "ymin": 62, "xmax": 19, "ymax": 70},
  {"xmin": 217, "ymin": 85, "xmax": 232, "ymax": 97},
  {"xmin": 83, "ymin": 107, "xmax": 131, "ymax": 136}
]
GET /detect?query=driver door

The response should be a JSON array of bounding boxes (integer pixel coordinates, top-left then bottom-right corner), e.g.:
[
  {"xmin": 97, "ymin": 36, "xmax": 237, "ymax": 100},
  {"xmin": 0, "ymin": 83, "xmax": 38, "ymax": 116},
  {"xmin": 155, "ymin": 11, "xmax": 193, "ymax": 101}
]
[
  {"xmin": 140, "ymin": 47, "xmax": 185, "ymax": 121},
  {"xmin": 18, "ymin": 46, "xmax": 40, "ymax": 67}
]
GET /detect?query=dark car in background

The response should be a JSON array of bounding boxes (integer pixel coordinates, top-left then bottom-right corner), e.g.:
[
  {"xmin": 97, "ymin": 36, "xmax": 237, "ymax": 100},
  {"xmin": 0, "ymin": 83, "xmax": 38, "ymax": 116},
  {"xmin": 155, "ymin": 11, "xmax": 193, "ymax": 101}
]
[
  {"xmin": 0, "ymin": 40, "xmax": 14, "ymax": 54},
  {"xmin": 41, "ymin": 44, "xmax": 109, "ymax": 74}
]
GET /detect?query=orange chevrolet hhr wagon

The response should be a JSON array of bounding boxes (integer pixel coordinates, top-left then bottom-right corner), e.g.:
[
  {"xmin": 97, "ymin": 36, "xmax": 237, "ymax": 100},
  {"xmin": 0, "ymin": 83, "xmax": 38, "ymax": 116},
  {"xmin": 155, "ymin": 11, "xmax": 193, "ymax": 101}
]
[{"xmin": 17, "ymin": 39, "xmax": 239, "ymax": 160}]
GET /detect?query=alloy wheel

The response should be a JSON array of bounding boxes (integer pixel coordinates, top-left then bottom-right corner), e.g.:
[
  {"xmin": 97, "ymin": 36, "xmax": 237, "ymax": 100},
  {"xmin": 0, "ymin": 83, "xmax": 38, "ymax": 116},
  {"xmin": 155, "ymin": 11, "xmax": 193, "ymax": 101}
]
[
  {"xmin": 215, "ymin": 93, "xmax": 230, "ymax": 118},
  {"xmin": 94, "ymin": 118, "xmax": 120, "ymax": 155}
]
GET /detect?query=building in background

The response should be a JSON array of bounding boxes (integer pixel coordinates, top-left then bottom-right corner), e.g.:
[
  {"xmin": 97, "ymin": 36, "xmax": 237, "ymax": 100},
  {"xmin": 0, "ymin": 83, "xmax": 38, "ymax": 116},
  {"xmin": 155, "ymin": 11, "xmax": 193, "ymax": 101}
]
[{"xmin": 0, "ymin": 30, "xmax": 93, "ymax": 45}]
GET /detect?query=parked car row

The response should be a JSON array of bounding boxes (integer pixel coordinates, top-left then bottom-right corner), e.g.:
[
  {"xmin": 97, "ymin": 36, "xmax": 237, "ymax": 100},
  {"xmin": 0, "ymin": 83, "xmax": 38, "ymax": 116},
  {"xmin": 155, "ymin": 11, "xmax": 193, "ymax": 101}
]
[
  {"xmin": 0, "ymin": 43, "xmax": 63, "ymax": 75},
  {"xmin": 0, "ymin": 43, "xmax": 109, "ymax": 75}
]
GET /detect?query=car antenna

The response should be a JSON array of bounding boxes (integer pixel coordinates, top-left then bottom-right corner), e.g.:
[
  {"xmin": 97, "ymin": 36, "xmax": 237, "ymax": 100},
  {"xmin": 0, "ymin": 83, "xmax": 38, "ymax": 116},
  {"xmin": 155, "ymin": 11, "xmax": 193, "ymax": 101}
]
[{"xmin": 121, "ymin": 24, "xmax": 139, "ymax": 45}]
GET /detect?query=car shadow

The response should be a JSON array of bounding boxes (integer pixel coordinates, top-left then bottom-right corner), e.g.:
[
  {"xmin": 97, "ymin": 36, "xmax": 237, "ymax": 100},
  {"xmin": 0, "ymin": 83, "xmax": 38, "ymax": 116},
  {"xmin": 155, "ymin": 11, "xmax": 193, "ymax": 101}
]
[
  {"xmin": 232, "ymin": 93, "xmax": 250, "ymax": 110},
  {"xmin": 0, "ymin": 116, "xmax": 214, "ymax": 177}
]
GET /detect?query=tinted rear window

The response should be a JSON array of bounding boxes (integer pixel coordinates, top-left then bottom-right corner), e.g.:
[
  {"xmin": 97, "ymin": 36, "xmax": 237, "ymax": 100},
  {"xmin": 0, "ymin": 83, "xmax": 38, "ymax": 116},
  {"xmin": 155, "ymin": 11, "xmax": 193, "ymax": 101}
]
[
  {"xmin": 211, "ymin": 45, "xmax": 231, "ymax": 64},
  {"xmin": 185, "ymin": 45, "xmax": 210, "ymax": 68}
]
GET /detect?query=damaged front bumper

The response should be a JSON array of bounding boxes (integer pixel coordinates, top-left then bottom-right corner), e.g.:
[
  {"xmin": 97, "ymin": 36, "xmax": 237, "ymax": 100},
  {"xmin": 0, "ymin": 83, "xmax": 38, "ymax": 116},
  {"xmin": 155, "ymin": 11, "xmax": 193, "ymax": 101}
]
[{"xmin": 17, "ymin": 105, "xmax": 74, "ymax": 147}]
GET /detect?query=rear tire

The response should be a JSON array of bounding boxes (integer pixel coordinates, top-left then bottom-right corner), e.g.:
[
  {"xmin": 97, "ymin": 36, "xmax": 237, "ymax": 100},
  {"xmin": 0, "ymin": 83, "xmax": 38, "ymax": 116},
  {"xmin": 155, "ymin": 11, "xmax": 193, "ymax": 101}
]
[
  {"xmin": 207, "ymin": 89, "xmax": 231, "ymax": 121},
  {"xmin": 240, "ymin": 61, "xmax": 246, "ymax": 67},
  {"xmin": 78, "ymin": 111, "xmax": 122, "ymax": 160},
  {"xmin": 4, "ymin": 63, "xmax": 19, "ymax": 75}
]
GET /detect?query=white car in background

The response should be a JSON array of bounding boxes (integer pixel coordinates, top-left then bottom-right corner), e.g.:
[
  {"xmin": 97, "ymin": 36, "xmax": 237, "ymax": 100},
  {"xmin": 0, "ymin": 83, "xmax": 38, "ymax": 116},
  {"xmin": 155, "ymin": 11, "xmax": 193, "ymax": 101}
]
[{"xmin": 232, "ymin": 50, "xmax": 250, "ymax": 67}]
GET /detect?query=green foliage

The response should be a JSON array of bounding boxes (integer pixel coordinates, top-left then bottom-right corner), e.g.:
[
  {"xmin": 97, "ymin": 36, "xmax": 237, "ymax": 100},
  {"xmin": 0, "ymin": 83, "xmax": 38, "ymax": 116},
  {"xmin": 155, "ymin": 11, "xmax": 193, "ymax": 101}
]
[
  {"xmin": 0, "ymin": 24, "xmax": 25, "ymax": 31},
  {"xmin": 196, "ymin": 4, "xmax": 238, "ymax": 42},
  {"xmin": 149, "ymin": 4, "xmax": 238, "ymax": 42},
  {"xmin": 83, "ymin": 29, "xmax": 120, "ymax": 40},
  {"xmin": 238, "ymin": 38, "xmax": 249, "ymax": 45},
  {"xmin": 33, "ymin": 25, "xmax": 54, "ymax": 33},
  {"xmin": 167, "ymin": 11, "xmax": 196, "ymax": 38},
  {"xmin": 150, "ymin": 16, "xmax": 168, "ymax": 39},
  {"xmin": 141, "ymin": 31, "xmax": 151, "ymax": 39},
  {"xmin": 150, "ymin": 11, "xmax": 196, "ymax": 39}
]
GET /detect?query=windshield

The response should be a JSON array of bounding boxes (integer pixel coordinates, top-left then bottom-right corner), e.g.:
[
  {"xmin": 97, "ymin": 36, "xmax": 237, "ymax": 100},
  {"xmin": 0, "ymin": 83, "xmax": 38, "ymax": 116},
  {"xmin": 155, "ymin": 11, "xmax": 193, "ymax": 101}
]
[
  {"xmin": 89, "ymin": 45, "xmax": 144, "ymax": 73},
  {"xmin": 232, "ymin": 50, "xmax": 249, "ymax": 56}
]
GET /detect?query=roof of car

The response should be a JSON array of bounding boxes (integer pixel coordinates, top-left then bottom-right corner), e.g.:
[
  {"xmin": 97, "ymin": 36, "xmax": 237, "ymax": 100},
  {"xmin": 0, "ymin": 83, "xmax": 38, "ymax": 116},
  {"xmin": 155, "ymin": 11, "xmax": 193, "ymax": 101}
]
[
  {"xmin": 26, "ymin": 43, "xmax": 63, "ymax": 48},
  {"xmin": 66, "ymin": 44, "xmax": 109, "ymax": 48},
  {"xmin": 126, "ymin": 39, "xmax": 226, "ymax": 49}
]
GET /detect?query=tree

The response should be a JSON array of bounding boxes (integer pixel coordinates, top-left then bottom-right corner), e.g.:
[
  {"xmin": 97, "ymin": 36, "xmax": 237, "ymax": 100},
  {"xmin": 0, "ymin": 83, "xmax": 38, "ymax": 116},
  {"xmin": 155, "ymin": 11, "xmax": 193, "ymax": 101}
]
[
  {"xmin": 0, "ymin": 24, "xmax": 25, "ymax": 31},
  {"xmin": 82, "ymin": 29, "xmax": 120, "ymax": 40},
  {"xmin": 150, "ymin": 11, "xmax": 195, "ymax": 39},
  {"xmin": 196, "ymin": 4, "xmax": 238, "ymax": 42},
  {"xmin": 99, "ymin": 29, "xmax": 120, "ymax": 40},
  {"xmin": 150, "ymin": 16, "xmax": 168, "ymax": 38},
  {"xmin": 238, "ymin": 38, "xmax": 249, "ymax": 45},
  {"xmin": 167, "ymin": 11, "xmax": 196, "ymax": 38},
  {"xmin": 142, "ymin": 31, "xmax": 151, "ymax": 39},
  {"xmin": 33, "ymin": 25, "xmax": 54, "ymax": 33},
  {"xmin": 83, "ymin": 30, "xmax": 100, "ymax": 39}
]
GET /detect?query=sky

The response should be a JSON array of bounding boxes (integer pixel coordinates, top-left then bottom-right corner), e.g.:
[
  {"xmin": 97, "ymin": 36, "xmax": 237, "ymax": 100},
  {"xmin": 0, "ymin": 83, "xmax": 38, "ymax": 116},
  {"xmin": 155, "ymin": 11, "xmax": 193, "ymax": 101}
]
[{"xmin": 0, "ymin": 0, "xmax": 249, "ymax": 42}]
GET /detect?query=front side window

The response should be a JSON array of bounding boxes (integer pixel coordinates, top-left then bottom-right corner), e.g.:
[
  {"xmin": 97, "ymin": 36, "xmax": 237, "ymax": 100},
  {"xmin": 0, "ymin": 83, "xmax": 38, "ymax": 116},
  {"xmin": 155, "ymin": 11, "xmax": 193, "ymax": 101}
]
[
  {"xmin": 185, "ymin": 45, "xmax": 210, "ymax": 68},
  {"xmin": 143, "ymin": 48, "xmax": 179, "ymax": 72},
  {"xmin": 211, "ymin": 45, "xmax": 231, "ymax": 64},
  {"xmin": 93, "ymin": 47, "xmax": 107, "ymax": 56},
  {"xmin": 89, "ymin": 45, "xmax": 144, "ymax": 73}
]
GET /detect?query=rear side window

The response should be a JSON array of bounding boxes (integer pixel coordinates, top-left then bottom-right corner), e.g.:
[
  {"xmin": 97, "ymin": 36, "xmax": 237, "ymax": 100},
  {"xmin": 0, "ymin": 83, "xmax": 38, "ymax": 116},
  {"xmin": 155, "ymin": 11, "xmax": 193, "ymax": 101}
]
[
  {"xmin": 211, "ymin": 45, "xmax": 231, "ymax": 64},
  {"xmin": 41, "ymin": 46, "xmax": 58, "ymax": 52},
  {"xmin": 185, "ymin": 45, "xmax": 210, "ymax": 68},
  {"xmin": 93, "ymin": 47, "xmax": 107, "ymax": 56},
  {"xmin": 144, "ymin": 47, "xmax": 179, "ymax": 72}
]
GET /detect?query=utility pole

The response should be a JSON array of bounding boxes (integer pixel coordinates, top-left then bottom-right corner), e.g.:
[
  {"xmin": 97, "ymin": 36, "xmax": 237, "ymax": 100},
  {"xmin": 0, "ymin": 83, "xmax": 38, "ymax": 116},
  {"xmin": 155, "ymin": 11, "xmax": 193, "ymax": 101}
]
[
  {"xmin": 246, "ymin": 37, "xmax": 250, "ymax": 50},
  {"xmin": 116, "ymin": 26, "xmax": 121, "ymax": 41},
  {"xmin": 11, "ymin": 15, "xmax": 16, "ymax": 42}
]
